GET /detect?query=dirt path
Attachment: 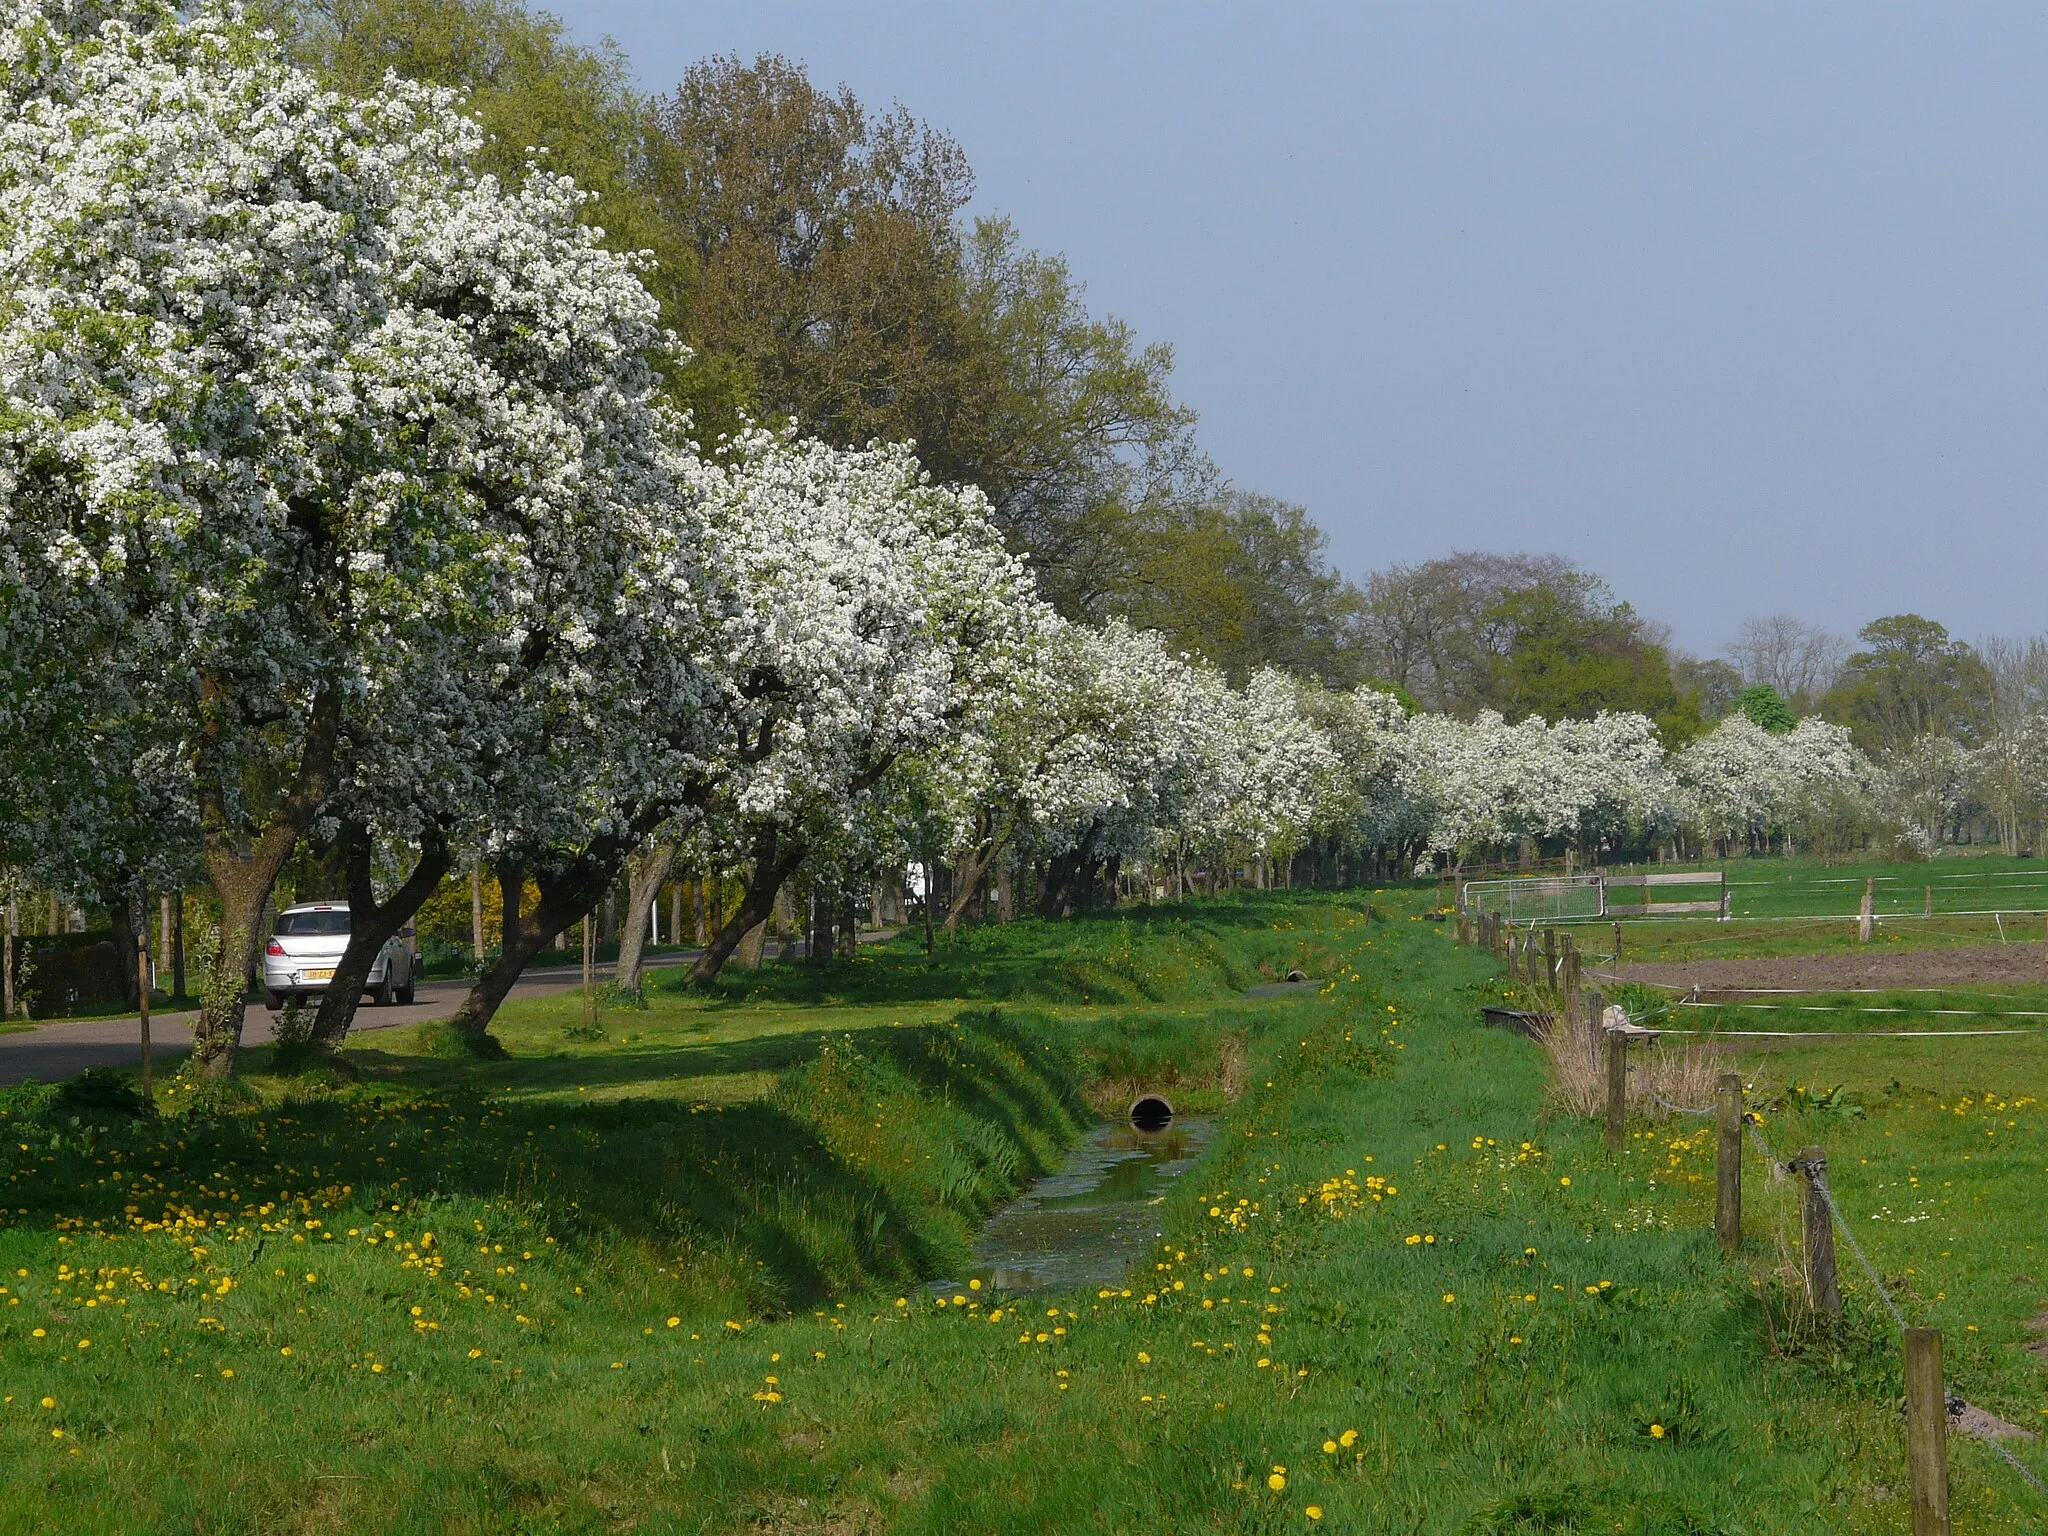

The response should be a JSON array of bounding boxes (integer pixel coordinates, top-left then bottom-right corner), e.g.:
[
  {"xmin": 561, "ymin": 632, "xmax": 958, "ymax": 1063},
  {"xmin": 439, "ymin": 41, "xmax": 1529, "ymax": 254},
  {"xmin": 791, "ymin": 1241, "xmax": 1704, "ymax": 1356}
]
[{"xmin": 1601, "ymin": 942, "xmax": 2048, "ymax": 994}]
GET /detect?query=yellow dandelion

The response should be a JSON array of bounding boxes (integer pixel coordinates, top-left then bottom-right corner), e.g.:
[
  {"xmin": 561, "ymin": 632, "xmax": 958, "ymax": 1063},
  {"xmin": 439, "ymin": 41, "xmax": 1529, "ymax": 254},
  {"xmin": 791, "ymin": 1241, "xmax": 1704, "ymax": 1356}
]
[
  {"xmin": 1307, "ymin": 1509, "xmax": 1323, "ymax": 1522},
  {"xmin": 1650, "ymin": 1423, "xmax": 1665, "ymax": 1439},
  {"xmin": 39, "ymin": 1396, "xmax": 54, "ymax": 1409},
  {"xmin": 1268, "ymin": 1472, "xmax": 1287, "ymax": 1491}
]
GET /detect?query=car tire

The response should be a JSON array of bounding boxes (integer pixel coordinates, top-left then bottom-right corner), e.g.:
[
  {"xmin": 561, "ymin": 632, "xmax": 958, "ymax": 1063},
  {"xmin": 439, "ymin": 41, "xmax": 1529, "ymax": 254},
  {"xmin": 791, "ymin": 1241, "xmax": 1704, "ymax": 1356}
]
[
  {"xmin": 395, "ymin": 961, "xmax": 415, "ymax": 1006},
  {"xmin": 264, "ymin": 989, "xmax": 284, "ymax": 1012},
  {"xmin": 371, "ymin": 970, "xmax": 395, "ymax": 1008}
]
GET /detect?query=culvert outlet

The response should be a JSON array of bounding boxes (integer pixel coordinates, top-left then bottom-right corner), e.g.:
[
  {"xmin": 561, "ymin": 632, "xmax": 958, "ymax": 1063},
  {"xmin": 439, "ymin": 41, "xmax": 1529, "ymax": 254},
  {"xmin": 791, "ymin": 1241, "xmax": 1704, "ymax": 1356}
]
[{"xmin": 1129, "ymin": 1094, "xmax": 1174, "ymax": 1132}]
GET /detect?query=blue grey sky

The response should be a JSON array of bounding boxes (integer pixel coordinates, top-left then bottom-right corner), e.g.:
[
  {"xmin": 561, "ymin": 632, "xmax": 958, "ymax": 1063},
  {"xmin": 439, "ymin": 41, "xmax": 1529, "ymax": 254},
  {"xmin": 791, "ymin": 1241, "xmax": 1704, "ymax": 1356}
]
[{"xmin": 564, "ymin": 2, "xmax": 2048, "ymax": 656}]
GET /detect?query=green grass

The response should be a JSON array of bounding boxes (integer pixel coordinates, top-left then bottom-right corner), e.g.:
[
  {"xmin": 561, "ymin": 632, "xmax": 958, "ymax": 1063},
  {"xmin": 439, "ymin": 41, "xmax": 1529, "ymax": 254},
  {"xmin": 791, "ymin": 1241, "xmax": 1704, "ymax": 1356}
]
[{"xmin": 0, "ymin": 892, "xmax": 2042, "ymax": 1532}]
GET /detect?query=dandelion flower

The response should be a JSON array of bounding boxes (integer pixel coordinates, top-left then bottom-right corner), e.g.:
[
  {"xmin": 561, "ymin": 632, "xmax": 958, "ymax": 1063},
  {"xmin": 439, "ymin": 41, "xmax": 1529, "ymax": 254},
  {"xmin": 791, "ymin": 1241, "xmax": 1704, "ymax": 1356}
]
[
  {"xmin": 39, "ymin": 1396, "xmax": 54, "ymax": 1409},
  {"xmin": 1442, "ymin": 1293, "xmax": 1455, "ymax": 1304},
  {"xmin": 1650, "ymin": 1423, "xmax": 1665, "ymax": 1439},
  {"xmin": 1559, "ymin": 1177, "xmax": 1570, "ymax": 1187},
  {"xmin": 667, "ymin": 1317, "xmax": 680, "ymax": 1328},
  {"xmin": 1322, "ymin": 1439, "xmax": 1337, "ymax": 1454},
  {"xmin": 1339, "ymin": 1428, "xmax": 1358, "ymax": 1447},
  {"xmin": 1136, "ymin": 1352, "xmax": 1150, "ymax": 1364},
  {"xmin": 1307, "ymin": 1508, "xmax": 1323, "ymax": 1521}
]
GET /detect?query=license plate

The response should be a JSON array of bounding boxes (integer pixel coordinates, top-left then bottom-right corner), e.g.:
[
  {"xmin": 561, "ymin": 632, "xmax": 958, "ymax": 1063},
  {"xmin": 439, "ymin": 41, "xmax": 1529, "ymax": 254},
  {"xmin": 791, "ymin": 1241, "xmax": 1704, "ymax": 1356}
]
[{"xmin": 303, "ymin": 969, "xmax": 334, "ymax": 982}]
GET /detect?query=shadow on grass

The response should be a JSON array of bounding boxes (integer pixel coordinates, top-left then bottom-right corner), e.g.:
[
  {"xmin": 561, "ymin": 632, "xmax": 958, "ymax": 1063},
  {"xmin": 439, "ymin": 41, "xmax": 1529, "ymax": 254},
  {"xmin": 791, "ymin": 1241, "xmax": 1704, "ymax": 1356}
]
[
  {"xmin": 0, "ymin": 1011, "xmax": 1090, "ymax": 1313},
  {"xmin": 670, "ymin": 893, "xmax": 1365, "ymax": 1013}
]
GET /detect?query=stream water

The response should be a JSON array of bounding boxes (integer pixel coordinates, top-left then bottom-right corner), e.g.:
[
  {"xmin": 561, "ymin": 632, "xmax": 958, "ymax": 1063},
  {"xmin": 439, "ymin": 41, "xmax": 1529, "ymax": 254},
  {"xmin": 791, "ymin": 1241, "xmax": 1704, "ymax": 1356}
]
[{"xmin": 931, "ymin": 1115, "xmax": 1214, "ymax": 1296}]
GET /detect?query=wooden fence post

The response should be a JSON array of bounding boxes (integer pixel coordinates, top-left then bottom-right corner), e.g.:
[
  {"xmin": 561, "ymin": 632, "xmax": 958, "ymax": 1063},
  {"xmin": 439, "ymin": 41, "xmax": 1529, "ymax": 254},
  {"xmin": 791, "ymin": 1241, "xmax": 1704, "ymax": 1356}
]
[
  {"xmin": 1904, "ymin": 1327, "xmax": 1951, "ymax": 1536},
  {"xmin": 1562, "ymin": 939, "xmax": 1581, "ymax": 1004},
  {"xmin": 1612, "ymin": 919, "xmax": 1623, "ymax": 963},
  {"xmin": 1605, "ymin": 1026, "xmax": 1627, "ymax": 1151},
  {"xmin": 1797, "ymin": 1145, "xmax": 1840, "ymax": 1326},
  {"xmin": 1923, "ymin": 884, "xmax": 1932, "ymax": 919},
  {"xmin": 1715, "ymin": 1071, "xmax": 1741, "ymax": 1253},
  {"xmin": 1542, "ymin": 928, "xmax": 1558, "ymax": 989},
  {"xmin": 1858, "ymin": 878, "xmax": 1874, "ymax": 943}
]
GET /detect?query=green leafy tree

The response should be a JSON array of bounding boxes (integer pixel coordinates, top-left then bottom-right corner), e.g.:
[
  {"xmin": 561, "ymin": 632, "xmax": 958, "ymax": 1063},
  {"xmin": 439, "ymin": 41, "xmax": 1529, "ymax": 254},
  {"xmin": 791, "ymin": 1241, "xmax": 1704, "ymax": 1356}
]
[
  {"xmin": 1131, "ymin": 492, "xmax": 1364, "ymax": 687},
  {"xmin": 1821, "ymin": 615, "xmax": 1994, "ymax": 752},
  {"xmin": 1738, "ymin": 684, "xmax": 1797, "ymax": 733},
  {"xmin": 1480, "ymin": 579, "xmax": 1701, "ymax": 744}
]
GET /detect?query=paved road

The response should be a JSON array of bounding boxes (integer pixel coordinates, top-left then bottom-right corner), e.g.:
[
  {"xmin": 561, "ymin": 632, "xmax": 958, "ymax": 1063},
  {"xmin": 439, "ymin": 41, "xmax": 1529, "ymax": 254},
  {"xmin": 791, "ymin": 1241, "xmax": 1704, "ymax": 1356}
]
[{"xmin": 0, "ymin": 955, "xmax": 703, "ymax": 1085}]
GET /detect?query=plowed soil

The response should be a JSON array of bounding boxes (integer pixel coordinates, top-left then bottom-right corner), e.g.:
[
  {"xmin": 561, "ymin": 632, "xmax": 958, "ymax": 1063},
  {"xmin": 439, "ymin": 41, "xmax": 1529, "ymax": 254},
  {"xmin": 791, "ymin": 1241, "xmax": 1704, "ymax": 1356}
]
[{"xmin": 1604, "ymin": 942, "xmax": 2048, "ymax": 995}]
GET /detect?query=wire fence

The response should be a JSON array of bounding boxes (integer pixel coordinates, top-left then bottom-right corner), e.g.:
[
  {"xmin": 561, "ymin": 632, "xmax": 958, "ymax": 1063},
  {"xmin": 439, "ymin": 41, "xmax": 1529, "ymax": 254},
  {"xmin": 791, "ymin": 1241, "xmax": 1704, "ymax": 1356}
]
[{"xmin": 1742, "ymin": 1111, "xmax": 2048, "ymax": 1504}]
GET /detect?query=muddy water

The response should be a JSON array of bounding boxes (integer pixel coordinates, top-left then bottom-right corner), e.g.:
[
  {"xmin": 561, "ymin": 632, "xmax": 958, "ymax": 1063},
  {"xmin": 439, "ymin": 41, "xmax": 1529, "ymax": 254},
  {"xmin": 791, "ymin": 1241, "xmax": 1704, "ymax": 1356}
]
[{"xmin": 932, "ymin": 1116, "xmax": 1214, "ymax": 1296}]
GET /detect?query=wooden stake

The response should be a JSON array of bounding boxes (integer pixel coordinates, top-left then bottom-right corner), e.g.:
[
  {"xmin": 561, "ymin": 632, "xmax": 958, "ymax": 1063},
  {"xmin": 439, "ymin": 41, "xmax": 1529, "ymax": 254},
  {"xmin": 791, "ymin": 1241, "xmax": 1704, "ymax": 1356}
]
[
  {"xmin": 1715, "ymin": 1071, "xmax": 1742, "ymax": 1253},
  {"xmin": 1857, "ymin": 877, "xmax": 1874, "ymax": 943},
  {"xmin": 1904, "ymin": 1327, "xmax": 1951, "ymax": 1536},
  {"xmin": 1605, "ymin": 1027, "xmax": 1626, "ymax": 1151},
  {"xmin": 1797, "ymin": 1145, "xmax": 1840, "ymax": 1325},
  {"xmin": 1613, "ymin": 919, "xmax": 1623, "ymax": 963},
  {"xmin": 1923, "ymin": 884, "xmax": 1932, "ymax": 918},
  {"xmin": 137, "ymin": 933, "xmax": 153, "ymax": 1104},
  {"xmin": 581, "ymin": 915, "xmax": 594, "ymax": 1028}
]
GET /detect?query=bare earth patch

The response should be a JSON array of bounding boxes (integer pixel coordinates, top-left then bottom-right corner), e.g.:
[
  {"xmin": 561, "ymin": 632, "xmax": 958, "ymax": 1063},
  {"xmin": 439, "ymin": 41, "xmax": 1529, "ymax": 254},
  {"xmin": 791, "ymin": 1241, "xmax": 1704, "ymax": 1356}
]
[{"xmin": 1603, "ymin": 943, "xmax": 2048, "ymax": 995}]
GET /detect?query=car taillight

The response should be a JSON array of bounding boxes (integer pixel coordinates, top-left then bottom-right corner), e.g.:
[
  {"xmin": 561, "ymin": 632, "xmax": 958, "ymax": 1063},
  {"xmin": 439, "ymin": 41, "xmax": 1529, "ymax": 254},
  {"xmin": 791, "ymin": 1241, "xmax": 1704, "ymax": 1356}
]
[{"xmin": 265, "ymin": 940, "xmax": 285, "ymax": 956}]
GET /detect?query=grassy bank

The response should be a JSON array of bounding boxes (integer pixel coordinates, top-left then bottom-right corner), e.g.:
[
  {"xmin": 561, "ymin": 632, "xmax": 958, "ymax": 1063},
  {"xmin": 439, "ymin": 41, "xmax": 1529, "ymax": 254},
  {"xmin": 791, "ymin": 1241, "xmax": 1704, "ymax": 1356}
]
[{"xmin": 0, "ymin": 891, "xmax": 2041, "ymax": 1531}]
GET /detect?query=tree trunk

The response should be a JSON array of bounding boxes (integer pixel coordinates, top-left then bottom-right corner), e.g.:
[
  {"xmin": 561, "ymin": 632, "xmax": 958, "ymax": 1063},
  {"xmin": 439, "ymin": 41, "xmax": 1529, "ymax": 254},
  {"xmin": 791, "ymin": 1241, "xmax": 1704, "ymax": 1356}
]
[
  {"xmin": 669, "ymin": 882, "xmax": 683, "ymax": 952},
  {"xmin": 687, "ymin": 834, "xmax": 807, "ymax": 984},
  {"xmin": 2, "ymin": 895, "xmax": 14, "ymax": 1021},
  {"xmin": 611, "ymin": 842, "xmax": 676, "ymax": 999},
  {"xmin": 1038, "ymin": 821, "xmax": 1106, "ymax": 918},
  {"xmin": 109, "ymin": 880, "xmax": 141, "ymax": 1010},
  {"xmin": 310, "ymin": 825, "xmax": 452, "ymax": 1048},
  {"xmin": 187, "ymin": 685, "xmax": 343, "ymax": 1075},
  {"xmin": 449, "ymin": 835, "xmax": 637, "ymax": 1043},
  {"xmin": 692, "ymin": 878, "xmax": 707, "ymax": 945},
  {"xmin": 808, "ymin": 885, "xmax": 830, "ymax": 967},
  {"xmin": 996, "ymin": 862, "xmax": 1014, "ymax": 922},
  {"xmin": 171, "ymin": 891, "xmax": 185, "ymax": 1000},
  {"xmin": 469, "ymin": 861, "xmax": 486, "ymax": 967},
  {"xmin": 944, "ymin": 823, "xmax": 1019, "ymax": 934},
  {"xmin": 734, "ymin": 920, "xmax": 768, "ymax": 970}
]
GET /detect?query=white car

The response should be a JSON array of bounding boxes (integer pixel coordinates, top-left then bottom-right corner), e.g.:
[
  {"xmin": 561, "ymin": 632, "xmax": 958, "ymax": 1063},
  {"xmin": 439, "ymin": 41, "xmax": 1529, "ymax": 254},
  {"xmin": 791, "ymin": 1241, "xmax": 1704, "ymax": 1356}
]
[{"xmin": 261, "ymin": 902, "xmax": 416, "ymax": 1011}]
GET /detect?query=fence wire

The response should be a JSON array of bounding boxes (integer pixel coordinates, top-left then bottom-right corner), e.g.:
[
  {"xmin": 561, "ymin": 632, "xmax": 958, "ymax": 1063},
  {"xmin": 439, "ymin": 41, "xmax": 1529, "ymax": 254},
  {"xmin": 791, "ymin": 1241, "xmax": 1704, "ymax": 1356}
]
[{"xmin": 1748, "ymin": 1115, "xmax": 2046, "ymax": 1504}]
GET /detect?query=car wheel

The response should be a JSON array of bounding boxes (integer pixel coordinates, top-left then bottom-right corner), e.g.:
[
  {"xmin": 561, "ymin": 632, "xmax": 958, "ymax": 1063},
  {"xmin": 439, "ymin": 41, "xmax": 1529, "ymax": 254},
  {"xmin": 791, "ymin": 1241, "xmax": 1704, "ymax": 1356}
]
[
  {"xmin": 372, "ymin": 971, "xmax": 395, "ymax": 1008},
  {"xmin": 264, "ymin": 989, "xmax": 284, "ymax": 1011},
  {"xmin": 396, "ymin": 961, "xmax": 415, "ymax": 1006}
]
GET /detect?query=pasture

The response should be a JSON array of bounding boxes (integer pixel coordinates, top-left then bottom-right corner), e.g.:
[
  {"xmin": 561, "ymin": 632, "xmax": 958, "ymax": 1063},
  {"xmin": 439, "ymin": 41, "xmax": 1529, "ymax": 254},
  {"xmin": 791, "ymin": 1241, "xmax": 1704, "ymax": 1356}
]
[{"xmin": 0, "ymin": 888, "xmax": 2040, "ymax": 1532}]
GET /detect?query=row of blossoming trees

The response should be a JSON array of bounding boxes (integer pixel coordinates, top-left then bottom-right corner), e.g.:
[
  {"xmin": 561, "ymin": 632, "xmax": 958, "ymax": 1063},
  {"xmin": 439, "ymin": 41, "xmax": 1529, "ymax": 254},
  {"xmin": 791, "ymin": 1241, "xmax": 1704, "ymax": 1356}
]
[{"xmin": 0, "ymin": 4, "xmax": 1891, "ymax": 1074}]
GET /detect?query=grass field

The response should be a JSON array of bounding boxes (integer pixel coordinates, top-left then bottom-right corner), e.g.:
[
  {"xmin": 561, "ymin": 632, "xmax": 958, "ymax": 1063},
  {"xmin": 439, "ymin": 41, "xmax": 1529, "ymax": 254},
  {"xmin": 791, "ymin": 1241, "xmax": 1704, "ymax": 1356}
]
[{"xmin": 0, "ymin": 889, "xmax": 2042, "ymax": 1532}]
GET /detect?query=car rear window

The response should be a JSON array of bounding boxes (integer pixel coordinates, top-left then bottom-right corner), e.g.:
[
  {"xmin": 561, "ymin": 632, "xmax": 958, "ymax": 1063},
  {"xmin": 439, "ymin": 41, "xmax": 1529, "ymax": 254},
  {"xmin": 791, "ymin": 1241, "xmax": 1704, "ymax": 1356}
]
[{"xmin": 276, "ymin": 910, "xmax": 351, "ymax": 936}]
